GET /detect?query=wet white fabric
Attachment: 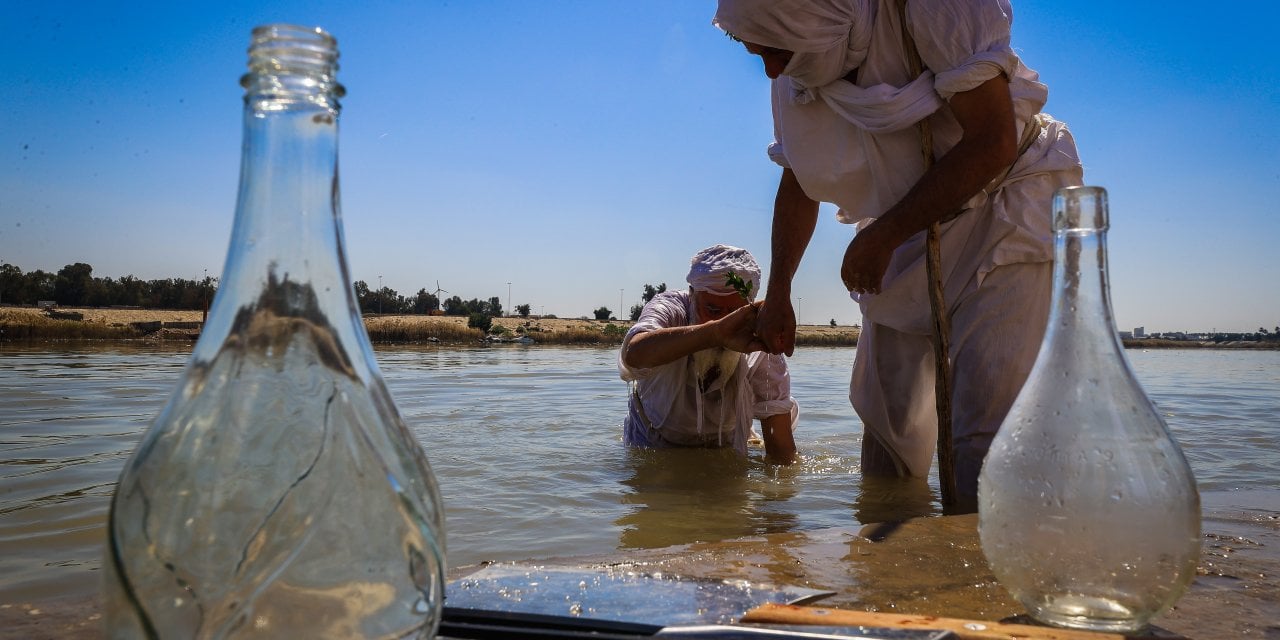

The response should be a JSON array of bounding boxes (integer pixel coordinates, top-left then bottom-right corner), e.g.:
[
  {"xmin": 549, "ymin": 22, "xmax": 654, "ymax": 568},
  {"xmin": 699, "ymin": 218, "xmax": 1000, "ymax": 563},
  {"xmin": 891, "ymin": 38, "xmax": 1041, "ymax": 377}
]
[
  {"xmin": 619, "ymin": 290, "xmax": 796, "ymax": 454},
  {"xmin": 729, "ymin": 0, "xmax": 1084, "ymax": 489},
  {"xmin": 685, "ymin": 244, "xmax": 761, "ymax": 300}
]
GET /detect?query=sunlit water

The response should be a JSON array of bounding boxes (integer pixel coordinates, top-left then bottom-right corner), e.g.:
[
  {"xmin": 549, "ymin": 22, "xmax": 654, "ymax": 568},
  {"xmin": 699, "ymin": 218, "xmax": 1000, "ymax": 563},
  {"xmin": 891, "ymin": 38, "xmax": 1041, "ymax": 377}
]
[{"xmin": 1, "ymin": 344, "xmax": 1277, "ymax": 603}]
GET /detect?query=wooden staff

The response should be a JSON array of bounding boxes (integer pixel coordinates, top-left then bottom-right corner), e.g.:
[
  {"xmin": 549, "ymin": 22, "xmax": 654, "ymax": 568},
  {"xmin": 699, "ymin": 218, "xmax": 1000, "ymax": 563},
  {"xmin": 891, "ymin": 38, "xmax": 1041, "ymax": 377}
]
[{"xmin": 898, "ymin": 0, "xmax": 957, "ymax": 507}]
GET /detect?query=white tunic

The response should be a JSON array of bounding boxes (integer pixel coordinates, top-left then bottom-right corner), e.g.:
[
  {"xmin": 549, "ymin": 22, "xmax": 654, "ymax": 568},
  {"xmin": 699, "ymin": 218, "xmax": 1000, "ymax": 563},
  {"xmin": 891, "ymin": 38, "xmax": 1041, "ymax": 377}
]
[
  {"xmin": 618, "ymin": 291, "xmax": 797, "ymax": 454},
  {"xmin": 766, "ymin": 0, "xmax": 1084, "ymax": 476}
]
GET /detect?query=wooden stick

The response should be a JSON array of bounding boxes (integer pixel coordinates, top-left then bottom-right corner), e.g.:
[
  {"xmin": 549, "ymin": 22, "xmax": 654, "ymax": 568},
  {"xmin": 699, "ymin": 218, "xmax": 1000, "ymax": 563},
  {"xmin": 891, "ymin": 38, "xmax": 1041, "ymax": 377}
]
[
  {"xmin": 897, "ymin": 0, "xmax": 956, "ymax": 506},
  {"xmin": 741, "ymin": 603, "xmax": 1181, "ymax": 640}
]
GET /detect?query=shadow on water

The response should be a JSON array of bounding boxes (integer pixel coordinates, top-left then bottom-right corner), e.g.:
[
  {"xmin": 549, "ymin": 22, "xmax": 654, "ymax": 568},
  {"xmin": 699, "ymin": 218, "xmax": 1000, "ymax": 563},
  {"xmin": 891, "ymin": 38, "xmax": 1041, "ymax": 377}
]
[
  {"xmin": 614, "ymin": 447, "xmax": 942, "ymax": 552},
  {"xmin": 852, "ymin": 474, "xmax": 938, "ymax": 527},
  {"xmin": 616, "ymin": 448, "xmax": 800, "ymax": 550}
]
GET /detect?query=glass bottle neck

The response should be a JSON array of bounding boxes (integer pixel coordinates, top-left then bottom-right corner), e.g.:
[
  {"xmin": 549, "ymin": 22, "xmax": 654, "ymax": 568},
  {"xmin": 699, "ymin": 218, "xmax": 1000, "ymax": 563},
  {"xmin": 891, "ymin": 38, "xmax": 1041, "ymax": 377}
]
[
  {"xmin": 195, "ymin": 26, "xmax": 361, "ymax": 366},
  {"xmin": 1044, "ymin": 187, "xmax": 1122, "ymax": 353}
]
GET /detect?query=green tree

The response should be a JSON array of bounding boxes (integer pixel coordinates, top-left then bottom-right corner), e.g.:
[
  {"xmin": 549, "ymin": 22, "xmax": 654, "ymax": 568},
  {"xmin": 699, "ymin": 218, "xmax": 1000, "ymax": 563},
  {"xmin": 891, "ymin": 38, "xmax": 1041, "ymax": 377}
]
[
  {"xmin": 487, "ymin": 296, "xmax": 504, "ymax": 318},
  {"xmin": 124, "ymin": 275, "xmax": 147, "ymax": 307},
  {"xmin": 467, "ymin": 312, "xmax": 492, "ymax": 332},
  {"xmin": 630, "ymin": 303, "xmax": 644, "ymax": 321},
  {"xmin": 443, "ymin": 295, "xmax": 466, "ymax": 315},
  {"xmin": 55, "ymin": 263, "xmax": 94, "ymax": 306},
  {"xmin": 516, "ymin": 303, "xmax": 531, "ymax": 318},
  {"xmin": 830, "ymin": 319, "xmax": 837, "ymax": 327},
  {"xmin": 0, "ymin": 263, "xmax": 19, "ymax": 305},
  {"xmin": 411, "ymin": 288, "xmax": 440, "ymax": 314},
  {"xmin": 641, "ymin": 283, "xmax": 667, "ymax": 303},
  {"xmin": 593, "ymin": 306, "xmax": 612, "ymax": 321},
  {"xmin": 353, "ymin": 280, "xmax": 373, "ymax": 311}
]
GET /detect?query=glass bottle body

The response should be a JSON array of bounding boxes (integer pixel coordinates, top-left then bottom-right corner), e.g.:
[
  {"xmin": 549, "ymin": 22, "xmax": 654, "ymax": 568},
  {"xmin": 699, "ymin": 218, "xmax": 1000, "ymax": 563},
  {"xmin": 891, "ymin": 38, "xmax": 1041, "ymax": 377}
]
[
  {"xmin": 977, "ymin": 186, "xmax": 1199, "ymax": 633},
  {"xmin": 103, "ymin": 25, "xmax": 444, "ymax": 639}
]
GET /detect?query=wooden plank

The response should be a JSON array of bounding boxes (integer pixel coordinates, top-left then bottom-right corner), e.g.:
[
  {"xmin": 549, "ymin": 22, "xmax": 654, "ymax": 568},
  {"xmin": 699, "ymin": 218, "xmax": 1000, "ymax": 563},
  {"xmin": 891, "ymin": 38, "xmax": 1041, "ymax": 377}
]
[{"xmin": 741, "ymin": 603, "xmax": 1186, "ymax": 640}]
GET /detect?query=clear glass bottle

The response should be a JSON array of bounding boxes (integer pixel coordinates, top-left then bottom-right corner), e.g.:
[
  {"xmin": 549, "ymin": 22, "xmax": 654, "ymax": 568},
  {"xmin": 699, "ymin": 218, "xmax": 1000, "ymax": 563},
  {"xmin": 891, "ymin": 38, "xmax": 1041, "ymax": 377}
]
[
  {"xmin": 103, "ymin": 25, "xmax": 445, "ymax": 639},
  {"xmin": 977, "ymin": 186, "xmax": 1200, "ymax": 633}
]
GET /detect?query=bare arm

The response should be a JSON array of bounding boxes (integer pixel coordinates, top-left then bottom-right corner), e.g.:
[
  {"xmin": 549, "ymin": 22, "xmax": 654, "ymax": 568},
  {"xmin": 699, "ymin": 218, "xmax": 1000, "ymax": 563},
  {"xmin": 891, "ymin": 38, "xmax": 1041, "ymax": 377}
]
[
  {"xmin": 756, "ymin": 168, "xmax": 821, "ymax": 356},
  {"xmin": 841, "ymin": 74, "xmax": 1018, "ymax": 294},
  {"xmin": 760, "ymin": 412, "xmax": 796, "ymax": 465},
  {"xmin": 623, "ymin": 302, "xmax": 763, "ymax": 370}
]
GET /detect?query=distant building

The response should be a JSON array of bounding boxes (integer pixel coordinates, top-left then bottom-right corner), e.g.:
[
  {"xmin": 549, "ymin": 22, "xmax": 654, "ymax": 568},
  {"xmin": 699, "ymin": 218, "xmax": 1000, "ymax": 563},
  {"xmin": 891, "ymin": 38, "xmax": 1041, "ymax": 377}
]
[
  {"xmin": 1118, "ymin": 330, "xmax": 1133, "ymax": 339},
  {"xmin": 1133, "ymin": 326, "xmax": 1145, "ymax": 338}
]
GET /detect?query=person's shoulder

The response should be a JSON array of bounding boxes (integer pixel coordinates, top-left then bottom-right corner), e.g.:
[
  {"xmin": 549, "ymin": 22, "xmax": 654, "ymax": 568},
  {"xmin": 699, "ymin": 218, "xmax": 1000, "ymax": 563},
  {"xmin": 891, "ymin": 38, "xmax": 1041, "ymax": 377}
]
[
  {"xmin": 633, "ymin": 290, "xmax": 690, "ymax": 330},
  {"xmin": 652, "ymin": 290, "xmax": 689, "ymax": 304}
]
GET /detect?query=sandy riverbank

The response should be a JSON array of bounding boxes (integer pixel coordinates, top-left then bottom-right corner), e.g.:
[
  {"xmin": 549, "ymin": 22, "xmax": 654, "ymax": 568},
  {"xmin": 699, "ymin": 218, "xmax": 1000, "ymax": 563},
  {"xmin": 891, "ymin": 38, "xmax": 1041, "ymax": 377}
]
[{"xmin": 0, "ymin": 306, "xmax": 861, "ymax": 346}]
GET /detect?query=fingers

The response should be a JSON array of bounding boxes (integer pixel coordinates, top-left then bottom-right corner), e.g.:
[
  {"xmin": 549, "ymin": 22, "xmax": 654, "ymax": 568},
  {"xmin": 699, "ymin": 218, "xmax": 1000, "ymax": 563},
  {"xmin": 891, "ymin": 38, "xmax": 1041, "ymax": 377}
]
[
  {"xmin": 840, "ymin": 264, "xmax": 878, "ymax": 294},
  {"xmin": 841, "ymin": 270, "xmax": 881, "ymax": 295}
]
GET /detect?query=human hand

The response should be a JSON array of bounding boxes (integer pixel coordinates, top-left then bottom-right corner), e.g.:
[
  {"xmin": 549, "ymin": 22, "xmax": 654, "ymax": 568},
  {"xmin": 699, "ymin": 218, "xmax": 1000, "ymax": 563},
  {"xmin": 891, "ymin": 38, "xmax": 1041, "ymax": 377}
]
[
  {"xmin": 841, "ymin": 225, "xmax": 895, "ymax": 295},
  {"xmin": 755, "ymin": 297, "xmax": 796, "ymax": 356},
  {"xmin": 715, "ymin": 301, "xmax": 766, "ymax": 354}
]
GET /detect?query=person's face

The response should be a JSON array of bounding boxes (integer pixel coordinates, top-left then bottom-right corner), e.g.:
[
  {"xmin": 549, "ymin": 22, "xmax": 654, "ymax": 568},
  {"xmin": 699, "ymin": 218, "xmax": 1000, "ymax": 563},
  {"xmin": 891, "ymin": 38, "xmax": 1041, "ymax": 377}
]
[
  {"xmin": 743, "ymin": 41, "xmax": 794, "ymax": 79},
  {"xmin": 692, "ymin": 290, "xmax": 748, "ymax": 324}
]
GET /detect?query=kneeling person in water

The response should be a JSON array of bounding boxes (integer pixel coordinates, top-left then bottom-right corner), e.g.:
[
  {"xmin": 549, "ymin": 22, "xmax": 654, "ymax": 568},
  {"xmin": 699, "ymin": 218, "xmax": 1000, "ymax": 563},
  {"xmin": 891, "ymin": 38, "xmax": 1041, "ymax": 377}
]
[{"xmin": 619, "ymin": 244, "xmax": 798, "ymax": 464}]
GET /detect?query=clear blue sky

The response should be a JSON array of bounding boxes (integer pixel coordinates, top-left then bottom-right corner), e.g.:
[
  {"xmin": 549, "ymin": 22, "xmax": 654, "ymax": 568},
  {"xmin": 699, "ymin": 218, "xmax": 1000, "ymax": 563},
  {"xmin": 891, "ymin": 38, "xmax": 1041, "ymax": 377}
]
[{"xmin": 2, "ymin": 1, "xmax": 1276, "ymax": 333}]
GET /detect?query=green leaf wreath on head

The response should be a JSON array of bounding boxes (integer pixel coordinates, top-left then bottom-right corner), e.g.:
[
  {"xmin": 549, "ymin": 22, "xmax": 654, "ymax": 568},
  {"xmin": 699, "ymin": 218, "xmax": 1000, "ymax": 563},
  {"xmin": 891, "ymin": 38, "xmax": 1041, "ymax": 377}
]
[{"xmin": 724, "ymin": 270, "xmax": 754, "ymax": 302}]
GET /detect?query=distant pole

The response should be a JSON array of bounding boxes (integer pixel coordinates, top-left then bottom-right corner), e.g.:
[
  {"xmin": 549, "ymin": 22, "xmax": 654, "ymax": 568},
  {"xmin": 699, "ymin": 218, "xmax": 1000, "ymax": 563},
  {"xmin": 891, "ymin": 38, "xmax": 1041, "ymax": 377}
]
[
  {"xmin": 797, "ymin": 297, "xmax": 803, "ymax": 326},
  {"xmin": 507, "ymin": 282, "xmax": 512, "ymax": 317},
  {"xmin": 202, "ymin": 268, "xmax": 209, "ymax": 325},
  {"xmin": 378, "ymin": 275, "xmax": 383, "ymax": 314},
  {"xmin": 619, "ymin": 289, "xmax": 624, "ymax": 320}
]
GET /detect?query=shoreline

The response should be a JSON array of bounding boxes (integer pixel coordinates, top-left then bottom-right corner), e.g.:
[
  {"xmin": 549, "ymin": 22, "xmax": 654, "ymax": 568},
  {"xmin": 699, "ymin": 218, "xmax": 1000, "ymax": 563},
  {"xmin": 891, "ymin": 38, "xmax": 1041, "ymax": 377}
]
[
  {"xmin": 0, "ymin": 306, "xmax": 861, "ymax": 346},
  {"xmin": 3, "ymin": 306, "xmax": 1277, "ymax": 349}
]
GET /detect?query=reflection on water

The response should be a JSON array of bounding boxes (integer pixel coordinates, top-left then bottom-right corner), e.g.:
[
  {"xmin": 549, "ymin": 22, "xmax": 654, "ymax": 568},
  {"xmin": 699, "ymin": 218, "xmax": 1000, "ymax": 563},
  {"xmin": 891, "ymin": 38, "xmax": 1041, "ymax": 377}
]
[
  {"xmin": 852, "ymin": 475, "xmax": 937, "ymax": 526},
  {"xmin": 1, "ymin": 343, "xmax": 1277, "ymax": 607},
  {"xmin": 616, "ymin": 447, "xmax": 799, "ymax": 550}
]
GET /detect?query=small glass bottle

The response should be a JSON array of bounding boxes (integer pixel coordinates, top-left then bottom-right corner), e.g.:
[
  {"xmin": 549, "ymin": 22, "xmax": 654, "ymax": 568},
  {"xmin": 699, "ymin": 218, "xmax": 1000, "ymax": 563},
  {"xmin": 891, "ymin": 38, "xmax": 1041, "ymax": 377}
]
[
  {"xmin": 977, "ymin": 186, "xmax": 1200, "ymax": 633},
  {"xmin": 103, "ymin": 25, "xmax": 445, "ymax": 638}
]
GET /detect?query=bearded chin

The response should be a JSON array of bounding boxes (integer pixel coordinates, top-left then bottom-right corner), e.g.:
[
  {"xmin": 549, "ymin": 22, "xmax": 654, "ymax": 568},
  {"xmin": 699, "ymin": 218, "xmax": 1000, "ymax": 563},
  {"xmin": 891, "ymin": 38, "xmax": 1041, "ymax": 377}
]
[
  {"xmin": 691, "ymin": 346, "xmax": 741, "ymax": 382},
  {"xmin": 689, "ymin": 300, "xmax": 741, "ymax": 382}
]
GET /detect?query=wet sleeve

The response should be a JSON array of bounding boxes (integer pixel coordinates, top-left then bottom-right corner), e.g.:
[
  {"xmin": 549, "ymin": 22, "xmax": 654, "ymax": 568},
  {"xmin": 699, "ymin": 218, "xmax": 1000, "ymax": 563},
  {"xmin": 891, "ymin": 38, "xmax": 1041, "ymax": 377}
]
[
  {"xmin": 618, "ymin": 294, "xmax": 687, "ymax": 382},
  {"xmin": 747, "ymin": 352, "xmax": 796, "ymax": 418}
]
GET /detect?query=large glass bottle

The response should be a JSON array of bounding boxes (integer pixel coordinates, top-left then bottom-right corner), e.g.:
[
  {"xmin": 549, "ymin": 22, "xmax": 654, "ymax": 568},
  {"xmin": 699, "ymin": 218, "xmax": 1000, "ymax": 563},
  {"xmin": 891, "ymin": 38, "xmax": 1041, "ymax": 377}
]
[
  {"xmin": 977, "ymin": 186, "xmax": 1200, "ymax": 633},
  {"xmin": 103, "ymin": 25, "xmax": 445, "ymax": 639}
]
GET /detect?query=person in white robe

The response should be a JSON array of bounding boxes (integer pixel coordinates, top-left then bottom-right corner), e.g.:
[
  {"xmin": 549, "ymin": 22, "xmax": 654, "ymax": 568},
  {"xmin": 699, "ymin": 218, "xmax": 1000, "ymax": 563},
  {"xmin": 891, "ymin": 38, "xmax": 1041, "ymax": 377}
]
[
  {"xmin": 713, "ymin": 0, "xmax": 1084, "ymax": 509},
  {"xmin": 619, "ymin": 245, "xmax": 799, "ymax": 464}
]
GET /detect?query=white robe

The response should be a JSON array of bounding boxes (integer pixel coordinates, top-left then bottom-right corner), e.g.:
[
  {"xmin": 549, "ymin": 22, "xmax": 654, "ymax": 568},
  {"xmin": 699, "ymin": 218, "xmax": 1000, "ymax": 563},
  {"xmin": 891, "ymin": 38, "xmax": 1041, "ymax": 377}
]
[
  {"xmin": 618, "ymin": 291, "xmax": 797, "ymax": 454},
  {"xmin": 767, "ymin": 0, "xmax": 1083, "ymax": 482}
]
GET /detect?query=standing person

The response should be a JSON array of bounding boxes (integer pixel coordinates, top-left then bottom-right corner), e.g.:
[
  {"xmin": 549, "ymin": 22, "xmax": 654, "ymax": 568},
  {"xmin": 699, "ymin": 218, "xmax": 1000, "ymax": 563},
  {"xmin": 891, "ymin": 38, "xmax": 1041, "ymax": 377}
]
[
  {"xmin": 619, "ymin": 245, "xmax": 799, "ymax": 464},
  {"xmin": 713, "ymin": 0, "xmax": 1084, "ymax": 509}
]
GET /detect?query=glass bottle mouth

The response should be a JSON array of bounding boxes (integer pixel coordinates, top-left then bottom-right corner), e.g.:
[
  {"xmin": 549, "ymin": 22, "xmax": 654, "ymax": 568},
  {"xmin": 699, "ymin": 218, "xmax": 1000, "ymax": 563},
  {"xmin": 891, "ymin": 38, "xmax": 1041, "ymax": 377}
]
[
  {"xmin": 240, "ymin": 23, "xmax": 346, "ymax": 109},
  {"xmin": 1053, "ymin": 185, "xmax": 1109, "ymax": 233}
]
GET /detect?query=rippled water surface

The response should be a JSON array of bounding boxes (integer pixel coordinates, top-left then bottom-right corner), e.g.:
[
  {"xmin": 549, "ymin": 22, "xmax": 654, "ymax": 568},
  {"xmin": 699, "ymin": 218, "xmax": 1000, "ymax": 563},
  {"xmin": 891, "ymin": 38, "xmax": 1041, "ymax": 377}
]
[{"xmin": 1, "ymin": 344, "xmax": 1277, "ymax": 603}]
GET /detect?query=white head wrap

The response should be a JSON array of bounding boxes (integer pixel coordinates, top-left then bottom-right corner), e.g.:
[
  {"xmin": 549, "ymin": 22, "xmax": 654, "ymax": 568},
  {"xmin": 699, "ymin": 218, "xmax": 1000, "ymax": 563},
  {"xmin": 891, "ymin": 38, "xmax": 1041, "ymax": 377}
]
[
  {"xmin": 686, "ymin": 244, "xmax": 760, "ymax": 301},
  {"xmin": 713, "ymin": 0, "xmax": 873, "ymax": 92},
  {"xmin": 714, "ymin": 0, "xmax": 943, "ymax": 130}
]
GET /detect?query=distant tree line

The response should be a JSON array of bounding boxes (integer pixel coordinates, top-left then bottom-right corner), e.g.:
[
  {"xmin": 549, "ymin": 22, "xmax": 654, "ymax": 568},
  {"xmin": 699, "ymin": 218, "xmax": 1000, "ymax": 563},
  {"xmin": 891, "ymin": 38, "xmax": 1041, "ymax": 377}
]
[
  {"xmin": 0, "ymin": 263, "xmax": 523, "ymax": 318},
  {"xmin": 0, "ymin": 263, "xmax": 217, "ymax": 310}
]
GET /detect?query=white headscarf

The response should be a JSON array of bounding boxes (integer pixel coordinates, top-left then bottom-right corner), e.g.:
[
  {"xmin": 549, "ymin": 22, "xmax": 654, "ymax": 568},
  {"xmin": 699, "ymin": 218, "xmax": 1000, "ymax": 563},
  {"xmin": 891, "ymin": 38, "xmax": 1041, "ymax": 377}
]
[
  {"xmin": 686, "ymin": 244, "xmax": 760, "ymax": 300},
  {"xmin": 713, "ymin": 0, "xmax": 873, "ymax": 92},
  {"xmin": 714, "ymin": 0, "xmax": 943, "ymax": 130}
]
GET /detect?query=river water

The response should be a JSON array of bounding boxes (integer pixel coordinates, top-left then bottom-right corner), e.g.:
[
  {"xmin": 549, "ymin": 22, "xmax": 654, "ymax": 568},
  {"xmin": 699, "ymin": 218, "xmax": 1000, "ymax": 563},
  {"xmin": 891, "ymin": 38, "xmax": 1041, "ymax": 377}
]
[{"xmin": 1, "ymin": 344, "xmax": 1277, "ymax": 605}]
